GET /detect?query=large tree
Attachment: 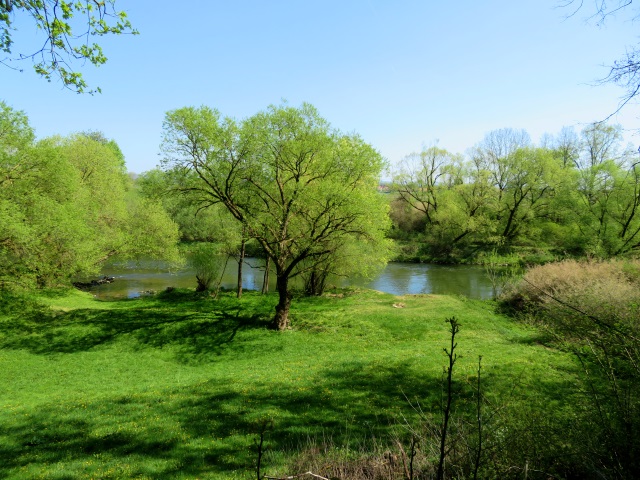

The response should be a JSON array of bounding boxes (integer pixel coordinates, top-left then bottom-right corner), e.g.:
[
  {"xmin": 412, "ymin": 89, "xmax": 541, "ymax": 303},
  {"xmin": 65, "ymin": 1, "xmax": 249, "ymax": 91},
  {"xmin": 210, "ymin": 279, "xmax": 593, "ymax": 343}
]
[
  {"xmin": 161, "ymin": 103, "xmax": 391, "ymax": 330},
  {"xmin": 0, "ymin": 101, "xmax": 179, "ymax": 288},
  {"xmin": 0, "ymin": 1, "xmax": 136, "ymax": 93}
]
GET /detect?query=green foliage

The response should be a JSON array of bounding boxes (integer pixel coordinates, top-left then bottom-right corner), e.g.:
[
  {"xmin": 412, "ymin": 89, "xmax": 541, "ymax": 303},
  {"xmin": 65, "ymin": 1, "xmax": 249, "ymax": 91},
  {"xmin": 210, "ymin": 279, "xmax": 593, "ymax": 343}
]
[
  {"xmin": 1, "ymin": 1, "xmax": 137, "ymax": 93},
  {"xmin": 161, "ymin": 102, "xmax": 392, "ymax": 329},
  {"xmin": 501, "ymin": 258, "xmax": 640, "ymax": 478},
  {"xmin": 298, "ymin": 231, "xmax": 393, "ymax": 296},
  {"xmin": 137, "ymin": 167, "xmax": 242, "ymax": 246},
  {"xmin": 0, "ymin": 101, "xmax": 180, "ymax": 288},
  {"xmin": 391, "ymin": 122, "xmax": 640, "ymax": 261},
  {"xmin": 187, "ymin": 242, "xmax": 227, "ymax": 292},
  {"xmin": 393, "ymin": 145, "xmax": 463, "ymax": 225}
]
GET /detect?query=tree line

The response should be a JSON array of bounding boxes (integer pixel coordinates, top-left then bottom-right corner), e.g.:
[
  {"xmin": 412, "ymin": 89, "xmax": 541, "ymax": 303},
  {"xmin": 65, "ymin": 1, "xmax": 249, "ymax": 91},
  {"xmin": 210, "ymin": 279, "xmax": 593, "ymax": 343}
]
[
  {"xmin": 4, "ymin": 96, "xmax": 640, "ymax": 327},
  {"xmin": 0, "ymin": 100, "xmax": 392, "ymax": 330},
  {"xmin": 0, "ymin": 101, "xmax": 180, "ymax": 288},
  {"xmin": 390, "ymin": 122, "xmax": 640, "ymax": 261}
]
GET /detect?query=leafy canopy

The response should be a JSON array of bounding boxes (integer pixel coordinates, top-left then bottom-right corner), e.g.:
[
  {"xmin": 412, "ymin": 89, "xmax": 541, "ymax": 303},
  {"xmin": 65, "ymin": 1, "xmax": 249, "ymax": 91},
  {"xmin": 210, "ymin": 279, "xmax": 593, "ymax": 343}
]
[
  {"xmin": 161, "ymin": 103, "xmax": 391, "ymax": 329},
  {"xmin": 0, "ymin": 101, "xmax": 179, "ymax": 288}
]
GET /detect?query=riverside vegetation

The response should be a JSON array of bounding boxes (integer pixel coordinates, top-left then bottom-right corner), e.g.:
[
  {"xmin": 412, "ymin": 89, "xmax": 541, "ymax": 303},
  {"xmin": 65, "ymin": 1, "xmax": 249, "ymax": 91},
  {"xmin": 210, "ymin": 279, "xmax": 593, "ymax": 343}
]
[
  {"xmin": 3, "ymin": 99, "xmax": 640, "ymax": 478},
  {"xmin": 2, "ymin": 258, "xmax": 639, "ymax": 479}
]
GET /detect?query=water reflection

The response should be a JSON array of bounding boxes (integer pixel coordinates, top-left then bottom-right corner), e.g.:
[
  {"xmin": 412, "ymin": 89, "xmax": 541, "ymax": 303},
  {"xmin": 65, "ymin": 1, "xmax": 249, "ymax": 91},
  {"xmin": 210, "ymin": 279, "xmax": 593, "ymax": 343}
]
[{"xmin": 92, "ymin": 258, "xmax": 495, "ymax": 300}]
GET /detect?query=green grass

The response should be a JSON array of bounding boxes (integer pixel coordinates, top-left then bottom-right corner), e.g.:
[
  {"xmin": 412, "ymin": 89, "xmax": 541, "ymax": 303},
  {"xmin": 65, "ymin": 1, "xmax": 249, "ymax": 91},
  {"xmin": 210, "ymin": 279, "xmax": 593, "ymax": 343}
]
[{"xmin": 0, "ymin": 288, "xmax": 576, "ymax": 479}]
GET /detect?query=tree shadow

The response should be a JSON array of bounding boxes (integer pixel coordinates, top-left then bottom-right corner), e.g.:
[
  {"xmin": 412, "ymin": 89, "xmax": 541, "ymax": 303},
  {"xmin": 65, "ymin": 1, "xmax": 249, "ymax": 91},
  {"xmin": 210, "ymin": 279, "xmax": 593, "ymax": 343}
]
[
  {"xmin": 0, "ymin": 349, "xmax": 581, "ymax": 478},
  {"xmin": 0, "ymin": 294, "xmax": 270, "ymax": 362},
  {"xmin": 0, "ymin": 362, "xmax": 444, "ymax": 478},
  {"xmin": 0, "ymin": 292, "xmax": 582, "ymax": 478}
]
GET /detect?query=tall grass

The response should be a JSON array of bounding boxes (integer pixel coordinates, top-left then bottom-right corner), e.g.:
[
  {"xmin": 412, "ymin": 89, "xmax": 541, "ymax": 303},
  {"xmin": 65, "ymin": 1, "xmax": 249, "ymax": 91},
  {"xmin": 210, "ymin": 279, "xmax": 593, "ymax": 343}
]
[{"xmin": 501, "ymin": 258, "xmax": 640, "ymax": 347}]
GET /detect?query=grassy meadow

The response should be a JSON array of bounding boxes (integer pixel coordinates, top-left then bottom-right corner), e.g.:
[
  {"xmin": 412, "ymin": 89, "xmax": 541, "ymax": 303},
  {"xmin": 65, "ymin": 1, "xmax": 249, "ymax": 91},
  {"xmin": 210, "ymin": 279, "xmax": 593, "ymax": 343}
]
[{"xmin": 0, "ymin": 288, "xmax": 577, "ymax": 479}]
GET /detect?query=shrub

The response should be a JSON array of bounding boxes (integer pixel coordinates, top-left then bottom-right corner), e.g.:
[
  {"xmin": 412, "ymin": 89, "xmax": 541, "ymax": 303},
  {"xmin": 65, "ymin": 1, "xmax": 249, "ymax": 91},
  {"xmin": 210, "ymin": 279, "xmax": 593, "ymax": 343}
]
[
  {"xmin": 187, "ymin": 243, "xmax": 226, "ymax": 292},
  {"xmin": 501, "ymin": 258, "xmax": 640, "ymax": 479},
  {"xmin": 500, "ymin": 258, "xmax": 640, "ymax": 336}
]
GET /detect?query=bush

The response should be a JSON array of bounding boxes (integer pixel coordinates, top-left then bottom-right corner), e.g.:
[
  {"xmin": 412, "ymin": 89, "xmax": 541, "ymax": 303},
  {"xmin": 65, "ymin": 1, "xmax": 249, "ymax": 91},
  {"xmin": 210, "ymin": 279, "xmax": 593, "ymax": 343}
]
[
  {"xmin": 187, "ymin": 243, "xmax": 227, "ymax": 292},
  {"xmin": 500, "ymin": 258, "xmax": 640, "ymax": 334},
  {"xmin": 501, "ymin": 258, "xmax": 640, "ymax": 479}
]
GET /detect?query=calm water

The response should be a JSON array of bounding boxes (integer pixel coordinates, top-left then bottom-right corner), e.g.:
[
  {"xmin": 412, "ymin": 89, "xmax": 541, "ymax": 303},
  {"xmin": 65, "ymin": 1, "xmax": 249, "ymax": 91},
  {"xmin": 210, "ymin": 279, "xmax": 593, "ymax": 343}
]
[{"xmin": 89, "ymin": 258, "xmax": 495, "ymax": 300}]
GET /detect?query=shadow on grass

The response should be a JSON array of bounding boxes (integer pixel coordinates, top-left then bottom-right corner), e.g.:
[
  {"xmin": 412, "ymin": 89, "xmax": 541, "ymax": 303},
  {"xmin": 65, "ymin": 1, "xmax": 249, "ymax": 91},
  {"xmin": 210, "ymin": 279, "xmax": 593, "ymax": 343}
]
[
  {"xmin": 0, "ymin": 291, "xmax": 581, "ymax": 478},
  {"xmin": 0, "ymin": 356, "xmax": 580, "ymax": 478},
  {"xmin": 0, "ymin": 361, "xmax": 436, "ymax": 478},
  {"xmin": 0, "ymin": 292, "xmax": 272, "ymax": 361}
]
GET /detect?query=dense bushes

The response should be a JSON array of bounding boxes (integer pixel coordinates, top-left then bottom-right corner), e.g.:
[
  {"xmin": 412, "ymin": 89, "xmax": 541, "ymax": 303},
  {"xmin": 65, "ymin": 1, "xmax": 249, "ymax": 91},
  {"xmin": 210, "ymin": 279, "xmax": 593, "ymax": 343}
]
[
  {"xmin": 0, "ymin": 102, "xmax": 180, "ymax": 289},
  {"xmin": 501, "ymin": 259, "xmax": 640, "ymax": 344},
  {"xmin": 501, "ymin": 259, "xmax": 640, "ymax": 479}
]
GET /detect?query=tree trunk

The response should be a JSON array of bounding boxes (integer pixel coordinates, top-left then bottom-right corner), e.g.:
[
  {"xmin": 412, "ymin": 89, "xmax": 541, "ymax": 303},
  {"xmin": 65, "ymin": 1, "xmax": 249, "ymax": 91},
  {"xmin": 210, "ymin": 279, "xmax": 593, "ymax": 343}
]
[
  {"xmin": 261, "ymin": 256, "xmax": 270, "ymax": 294},
  {"xmin": 304, "ymin": 268, "xmax": 328, "ymax": 296},
  {"xmin": 237, "ymin": 236, "xmax": 245, "ymax": 299},
  {"xmin": 271, "ymin": 274, "xmax": 291, "ymax": 330},
  {"xmin": 305, "ymin": 270, "xmax": 318, "ymax": 296}
]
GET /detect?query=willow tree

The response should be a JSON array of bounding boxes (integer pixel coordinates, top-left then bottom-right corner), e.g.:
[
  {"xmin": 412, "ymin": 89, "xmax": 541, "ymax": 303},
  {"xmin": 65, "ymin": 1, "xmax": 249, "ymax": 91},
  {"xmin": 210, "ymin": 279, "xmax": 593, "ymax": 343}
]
[
  {"xmin": 0, "ymin": 101, "xmax": 180, "ymax": 288},
  {"xmin": 392, "ymin": 145, "xmax": 461, "ymax": 225},
  {"xmin": 161, "ymin": 103, "xmax": 390, "ymax": 330}
]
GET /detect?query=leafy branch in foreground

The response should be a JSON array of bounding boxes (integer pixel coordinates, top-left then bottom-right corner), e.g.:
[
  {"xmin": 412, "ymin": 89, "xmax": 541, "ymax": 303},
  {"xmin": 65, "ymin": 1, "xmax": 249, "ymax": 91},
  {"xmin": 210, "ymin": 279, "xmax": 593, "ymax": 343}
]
[{"xmin": 1, "ymin": 0, "xmax": 138, "ymax": 93}]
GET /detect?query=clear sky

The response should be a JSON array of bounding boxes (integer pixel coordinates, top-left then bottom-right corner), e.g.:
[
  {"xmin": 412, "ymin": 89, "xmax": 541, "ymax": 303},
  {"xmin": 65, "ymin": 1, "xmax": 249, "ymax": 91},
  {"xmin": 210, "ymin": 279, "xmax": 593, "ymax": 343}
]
[{"xmin": 4, "ymin": 1, "xmax": 640, "ymax": 173}]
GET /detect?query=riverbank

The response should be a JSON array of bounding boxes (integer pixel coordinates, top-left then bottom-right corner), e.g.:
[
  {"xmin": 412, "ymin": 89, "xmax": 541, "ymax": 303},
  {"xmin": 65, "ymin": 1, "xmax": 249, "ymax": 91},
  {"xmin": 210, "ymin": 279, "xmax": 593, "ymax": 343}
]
[
  {"xmin": 93, "ymin": 257, "xmax": 497, "ymax": 300},
  {"xmin": 0, "ymin": 288, "xmax": 578, "ymax": 479},
  {"xmin": 392, "ymin": 238, "xmax": 562, "ymax": 266}
]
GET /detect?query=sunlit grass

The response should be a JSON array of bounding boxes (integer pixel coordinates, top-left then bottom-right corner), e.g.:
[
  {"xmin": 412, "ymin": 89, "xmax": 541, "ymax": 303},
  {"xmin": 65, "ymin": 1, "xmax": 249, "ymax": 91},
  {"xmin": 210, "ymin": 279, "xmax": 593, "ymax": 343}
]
[{"xmin": 0, "ymin": 288, "xmax": 576, "ymax": 479}]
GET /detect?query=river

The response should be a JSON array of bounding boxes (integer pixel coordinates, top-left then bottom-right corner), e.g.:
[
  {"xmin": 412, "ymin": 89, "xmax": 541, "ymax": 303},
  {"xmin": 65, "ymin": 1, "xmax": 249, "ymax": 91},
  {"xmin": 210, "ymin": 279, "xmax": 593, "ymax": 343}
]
[{"xmin": 89, "ymin": 257, "xmax": 497, "ymax": 300}]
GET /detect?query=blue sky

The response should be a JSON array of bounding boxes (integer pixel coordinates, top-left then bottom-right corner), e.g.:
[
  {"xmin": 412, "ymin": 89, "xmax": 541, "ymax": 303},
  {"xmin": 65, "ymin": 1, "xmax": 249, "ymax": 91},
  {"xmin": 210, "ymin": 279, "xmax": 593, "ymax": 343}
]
[{"xmin": 4, "ymin": 1, "xmax": 640, "ymax": 173}]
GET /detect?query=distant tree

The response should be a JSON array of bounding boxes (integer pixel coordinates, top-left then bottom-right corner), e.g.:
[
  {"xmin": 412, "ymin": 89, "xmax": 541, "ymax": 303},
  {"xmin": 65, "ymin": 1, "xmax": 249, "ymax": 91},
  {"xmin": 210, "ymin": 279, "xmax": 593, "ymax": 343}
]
[
  {"xmin": 392, "ymin": 144, "xmax": 498, "ymax": 256},
  {"xmin": 0, "ymin": 1, "xmax": 137, "ymax": 93},
  {"xmin": 187, "ymin": 242, "xmax": 226, "ymax": 293},
  {"xmin": 393, "ymin": 145, "xmax": 461, "ymax": 225},
  {"xmin": 470, "ymin": 129, "xmax": 557, "ymax": 243},
  {"xmin": 570, "ymin": 122, "xmax": 640, "ymax": 254},
  {"xmin": 471, "ymin": 128, "xmax": 531, "ymax": 205},
  {"xmin": 579, "ymin": 122, "xmax": 625, "ymax": 170},
  {"xmin": 547, "ymin": 126, "xmax": 581, "ymax": 168},
  {"xmin": 161, "ymin": 103, "xmax": 391, "ymax": 330},
  {"xmin": 429, "ymin": 162, "xmax": 496, "ymax": 252},
  {"xmin": 606, "ymin": 160, "xmax": 640, "ymax": 254}
]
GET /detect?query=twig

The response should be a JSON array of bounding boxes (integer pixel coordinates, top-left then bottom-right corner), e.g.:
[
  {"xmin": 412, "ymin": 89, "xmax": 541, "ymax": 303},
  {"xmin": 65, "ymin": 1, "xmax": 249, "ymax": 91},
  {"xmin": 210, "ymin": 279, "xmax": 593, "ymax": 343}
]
[
  {"xmin": 437, "ymin": 317, "xmax": 460, "ymax": 480},
  {"xmin": 473, "ymin": 355, "xmax": 483, "ymax": 480},
  {"xmin": 263, "ymin": 472, "xmax": 330, "ymax": 480},
  {"xmin": 396, "ymin": 439, "xmax": 411, "ymax": 480},
  {"xmin": 255, "ymin": 420, "xmax": 273, "ymax": 480}
]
